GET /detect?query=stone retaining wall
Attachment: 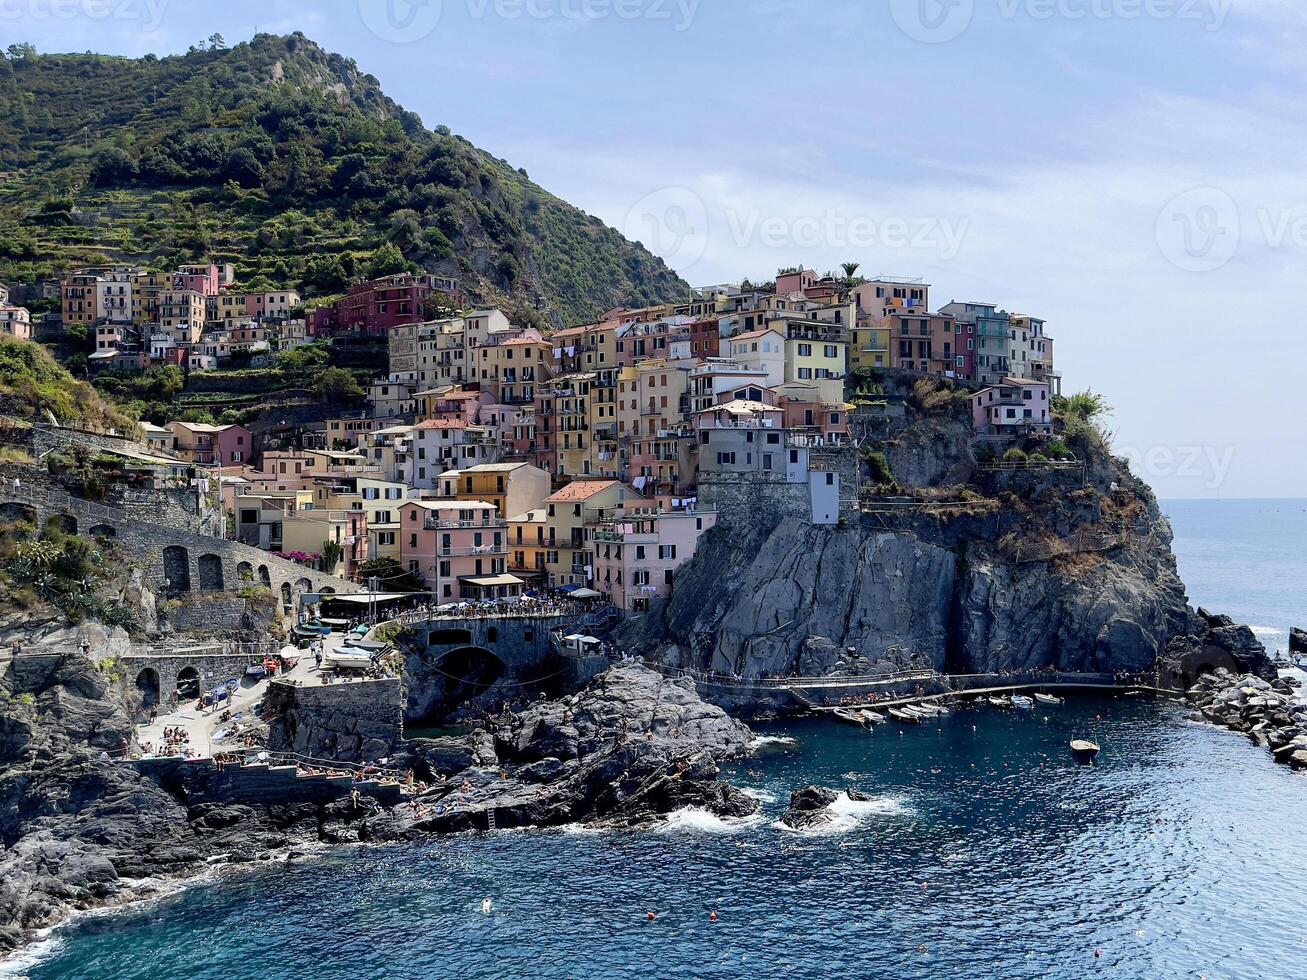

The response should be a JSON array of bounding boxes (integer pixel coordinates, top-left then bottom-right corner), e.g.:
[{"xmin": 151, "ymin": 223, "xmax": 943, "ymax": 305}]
[
  {"xmin": 266, "ymin": 677, "xmax": 404, "ymax": 763},
  {"xmin": 132, "ymin": 756, "xmax": 402, "ymax": 806}
]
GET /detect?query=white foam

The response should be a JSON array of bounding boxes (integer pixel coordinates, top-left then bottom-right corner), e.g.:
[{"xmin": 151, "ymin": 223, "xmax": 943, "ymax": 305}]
[
  {"xmin": 772, "ymin": 792, "xmax": 912, "ymax": 836},
  {"xmin": 0, "ymin": 931, "xmax": 65, "ymax": 977},
  {"xmin": 750, "ymin": 734, "xmax": 797, "ymax": 749},
  {"xmin": 660, "ymin": 807, "xmax": 765, "ymax": 834},
  {"xmin": 740, "ymin": 787, "xmax": 778, "ymax": 804}
]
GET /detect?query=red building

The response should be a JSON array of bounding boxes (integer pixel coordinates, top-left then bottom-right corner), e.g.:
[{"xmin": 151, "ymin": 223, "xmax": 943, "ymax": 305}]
[
  {"xmin": 689, "ymin": 317, "xmax": 721, "ymax": 359},
  {"xmin": 311, "ymin": 273, "xmax": 462, "ymax": 337}
]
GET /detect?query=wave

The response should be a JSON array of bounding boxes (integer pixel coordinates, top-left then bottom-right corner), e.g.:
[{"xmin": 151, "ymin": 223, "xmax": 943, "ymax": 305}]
[
  {"xmin": 772, "ymin": 792, "xmax": 912, "ymax": 836},
  {"xmin": 660, "ymin": 807, "xmax": 765, "ymax": 834},
  {"xmin": 740, "ymin": 787, "xmax": 779, "ymax": 804},
  {"xmin": 0, "ymin": 931, "xmax": 65, "ymax": 978},
  {"xmin": 750, "ymin": 734, "xmax": 797, "ymax": 750}
]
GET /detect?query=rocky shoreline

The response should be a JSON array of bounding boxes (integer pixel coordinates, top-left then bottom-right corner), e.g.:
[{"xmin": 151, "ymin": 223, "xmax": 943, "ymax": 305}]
[
  {"xmin": 1186, "ymin": 669, "xmax": 1307, "ymax": 770},
  {"xmin": 0, "ymin": 658, "xmax": 755, "ymax": 955}
]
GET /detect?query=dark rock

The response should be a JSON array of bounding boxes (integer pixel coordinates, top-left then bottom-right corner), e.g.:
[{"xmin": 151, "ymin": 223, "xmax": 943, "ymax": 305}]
[
  {"xmin": 779, "ymin": 786, "xmax": 868, "ymax": 831},
  {"xmin": 1290, "ymin": 627, "xmax": 1306, "ymax": 656}
]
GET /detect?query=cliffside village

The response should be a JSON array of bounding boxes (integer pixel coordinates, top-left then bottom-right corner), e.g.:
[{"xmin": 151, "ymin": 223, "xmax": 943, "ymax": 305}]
[{"xmin": 1, "ymin": 265, "xmax": 1060, "ymax": 614}]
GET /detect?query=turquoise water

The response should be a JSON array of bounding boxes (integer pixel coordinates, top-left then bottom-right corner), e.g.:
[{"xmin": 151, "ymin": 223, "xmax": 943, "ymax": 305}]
[{"xmin": 11, "ymin": 500, "xmax": 1307, "ymax": 979}]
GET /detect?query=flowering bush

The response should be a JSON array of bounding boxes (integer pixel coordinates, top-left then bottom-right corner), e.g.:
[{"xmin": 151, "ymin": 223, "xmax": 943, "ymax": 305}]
[{"xmin": 271, "ymin": 550, "xmax": 321, "ymax": 566}]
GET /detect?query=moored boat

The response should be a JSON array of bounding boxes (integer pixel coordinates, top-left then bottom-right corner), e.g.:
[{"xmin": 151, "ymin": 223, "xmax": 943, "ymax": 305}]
[
  {"xmin": 1070, "ymin": 739, "xmax": 1101, "ymax": 762},
  {"xmin": 1034, "ymin": 693, "xmax": 1063, "ymax": 706},
  {"xmin": 1011, "ymin": 695, "xmax": 1035, "ymax": 711},
  {"xmin": 858, "ymin": 710, "xmax": 887, "ymax": 726},
  {"xmin": 986, "ymin": 696, "xmax": 1011, "ymax": 709},
  {"xmin": 889, "ymin": 708, "xmax": 922, "ymax": 724},
  {"xmin": 832, "ymin": 708, "xmax": 864, "ymax": 726}
]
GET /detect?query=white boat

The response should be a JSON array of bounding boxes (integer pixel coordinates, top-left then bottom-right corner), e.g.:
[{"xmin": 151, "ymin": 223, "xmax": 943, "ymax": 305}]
[
  {"xmin": 912, "ymin": 704, "xmax": 941, "ymax": 718},
  {"xmin": 986, "ymin": 696, "xmax": 1011, "ymax": 709},
  {"xmin": 1070, "ymin": 739, "xmax": 1101, "ymax": 762},
  {"xmin": 858, "ymin": 710, "xmax": 887, "ymax": 726},
  {"xmin": 832, "ymin": 708, "xmax": 864, "ymax": 726},
  {"xmin": 889, "ymin": 708, "xmax": 922, "ymax": 724},
  {"xmin": 1011, "ymin": 695, "xmax": 1035, "ymax": 711},
  {"xmin": 1033, "ymin": 693, "xmax": 1063, "ymax": 706}
]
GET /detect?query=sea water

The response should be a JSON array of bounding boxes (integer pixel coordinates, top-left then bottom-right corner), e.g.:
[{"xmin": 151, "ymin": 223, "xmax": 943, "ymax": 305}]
[{"xmin": 10, "ymin": 500, "xmax": 1307, "ymax": 979}]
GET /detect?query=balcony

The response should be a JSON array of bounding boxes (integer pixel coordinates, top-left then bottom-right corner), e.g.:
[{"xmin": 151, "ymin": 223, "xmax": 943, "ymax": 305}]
[
  {"xmin": 438, "ymin": 545, "xmax": 508, "ymax": 557},
  {"xmin": 424, "ymin": 517, "xmax": 506, "ymax": 530}
]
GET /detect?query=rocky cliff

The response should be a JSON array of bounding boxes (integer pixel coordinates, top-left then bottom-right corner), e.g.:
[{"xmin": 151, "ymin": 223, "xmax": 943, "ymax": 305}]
[{"xmin": 635, "ymin": 379, "xmax": 1269, "ymax": 683}]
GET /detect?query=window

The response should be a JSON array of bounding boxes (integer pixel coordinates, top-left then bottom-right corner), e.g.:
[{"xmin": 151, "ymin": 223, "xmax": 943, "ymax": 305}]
[{"xmin": 798, "ymin": 343, "xmax": 812, "ymax": 356}]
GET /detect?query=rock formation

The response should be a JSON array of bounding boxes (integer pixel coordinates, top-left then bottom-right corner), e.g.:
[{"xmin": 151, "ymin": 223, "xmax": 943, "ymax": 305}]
[
  {"xmin": 778, "ymin": 786, "xmax": 872, "ymax": 831},
  {"xmin": 1186, "ymin": 669, "xmax": 1307, "ymax": 769}
]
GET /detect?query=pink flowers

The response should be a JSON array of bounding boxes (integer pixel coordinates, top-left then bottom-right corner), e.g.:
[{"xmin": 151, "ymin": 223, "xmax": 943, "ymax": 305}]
[{"xmin": 271, "ymin": 551, "xmax": 321, "ymax": 566}]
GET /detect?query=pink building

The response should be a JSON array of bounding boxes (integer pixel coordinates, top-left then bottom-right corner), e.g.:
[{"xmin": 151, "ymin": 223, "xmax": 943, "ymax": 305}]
[
  {"xmin": 590, "ymin": 508, "xmax": 718, "ymax": 612},
  {"xmin": 167, "ymin": 421, "xmax": 254, "ymax": 466},
  {"xmin": 971, "ymin": 378, "xmax": 1052, "ymax": 435},
  {"xmin": 779, "ymin": 394, "xmax": 848, "ymax": 445},
  {"xmin": 774, "ymin": 268, "xmax": 818, "ymax": 296},
  {"xmin": 398, "ymin": 500, "xmax": 516, "ymax": 600},
  {"xmin": 174, "ymin": 264, "xmax": 220, "ymax": 296}
]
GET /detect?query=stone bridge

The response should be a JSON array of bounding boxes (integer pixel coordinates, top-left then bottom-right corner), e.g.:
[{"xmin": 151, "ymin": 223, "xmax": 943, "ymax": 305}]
[
  {"xmin": 122, "ymin": 647, "xmax": 270, "ymax": 708},
  {"xmin": 394, "ymin": 613, "xmax": 595, "ymax": 723},
  {"xmin": 0, "ymin": 485, "xmax": 358, "ymax": 609}
]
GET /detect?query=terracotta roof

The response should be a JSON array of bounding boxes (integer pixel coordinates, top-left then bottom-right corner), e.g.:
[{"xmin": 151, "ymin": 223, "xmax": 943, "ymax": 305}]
[
  {"xmin": 414, "ymin": 419, "xmax": 471, "ymax": 430},
  {"xmin": 546, "ymin": 479, "xmax": 621, "ymax": 503},
  {"xmin": 728, "ymin": 327, "xmax": 782, "ymax": 342}
]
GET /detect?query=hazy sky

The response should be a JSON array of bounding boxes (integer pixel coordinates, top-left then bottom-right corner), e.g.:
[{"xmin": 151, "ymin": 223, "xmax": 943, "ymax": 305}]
[{"xmin": 8, "ymin": 0, "xmax": 1306, "ymax": 498}]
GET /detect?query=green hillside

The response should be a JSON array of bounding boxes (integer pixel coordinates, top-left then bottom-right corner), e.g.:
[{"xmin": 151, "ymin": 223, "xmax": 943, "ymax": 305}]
[{"xmin": 0, "ymin": 34, "xmax": 688, "ymax": 326}]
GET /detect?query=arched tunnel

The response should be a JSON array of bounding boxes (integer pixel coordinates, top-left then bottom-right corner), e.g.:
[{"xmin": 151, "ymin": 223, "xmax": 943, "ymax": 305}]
[{"xmin": 408, "ymin": 645, "xmax": 507, "ymax": 726}]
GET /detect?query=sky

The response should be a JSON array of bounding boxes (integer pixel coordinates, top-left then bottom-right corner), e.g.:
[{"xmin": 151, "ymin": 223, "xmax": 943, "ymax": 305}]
[{"xmin": 6, "ymin": 0, "xmax": 1307, "ymax": 498}]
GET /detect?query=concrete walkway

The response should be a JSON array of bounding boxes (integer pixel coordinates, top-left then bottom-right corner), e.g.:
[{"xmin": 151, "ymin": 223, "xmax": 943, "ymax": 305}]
[{"xmin": 136, "ymin": 639, "xmax": 323, "ymax": 758}]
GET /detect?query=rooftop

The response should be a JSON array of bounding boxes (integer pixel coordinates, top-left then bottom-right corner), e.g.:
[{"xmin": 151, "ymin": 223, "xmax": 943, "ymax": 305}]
[{"xmin": 546, "ymin": 479, "xmax": 622, "ymax": 503}]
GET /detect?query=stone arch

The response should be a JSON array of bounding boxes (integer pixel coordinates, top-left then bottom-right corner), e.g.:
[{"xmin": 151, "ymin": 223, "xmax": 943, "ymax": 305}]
[
  {"xmin": 88, "ymin": 523, "xmax": 116, "ymax": 540},
  {"xmin": 176, "ymin": 665, "xmax": 201, "ymax": 699},
  {"xmin": 321, "ymin": 585, "xmax": 336, "ymax": 595},
  {"xmin": 162, "ymin": 545, "xmax": 191, "ymax": 593},
  {"xmin": 295, "ymin": 577, "xmax": 313, "ymax": 593},
  {"xmin": 413, "ymin": 645, "xmax": 506, "ymax": 724},
  {"xmin": 281, "ymin": 582, "xmax": 293, "ymax": 607},
  {"xmin": 197, "ymin": 554, "xmax": 224, "ymax": 592},
  {"xmin": 237, "ymin": 560, "xmax": 254, "ymax": 582},
  {"xmin": 48, "ymin": 513, "xmax": 77, "ymax": 536},
  {"xmin": 135, "ymin": 667, "xmax": 160, "ymax": 709},
  {"xmin": 258, "ymin": 564, "xmax": 271, "ymax": 588},
  {"xmin": 430, "ymin": 627, "xmax": 473, "ymax": 646},
  {"xmin": 0, "ymin": 501, "xmax": 37, "ymax": 528}
]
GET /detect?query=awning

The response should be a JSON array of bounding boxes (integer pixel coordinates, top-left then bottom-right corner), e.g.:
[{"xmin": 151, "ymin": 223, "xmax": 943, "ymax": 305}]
[
  {"xmin": 570, "ymin": 587, "xmax": 603, "ymax": 600},
  {"xmin": 459, "ymin": 574, "xmax": 524, "ymax": 588},
  {"xmin": 322, "ymin": 592, "xmax": 418, "ymax": 604}
]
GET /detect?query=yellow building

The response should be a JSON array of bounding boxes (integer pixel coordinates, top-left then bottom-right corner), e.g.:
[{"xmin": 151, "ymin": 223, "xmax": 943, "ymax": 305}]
[
  {"xmin": 507, "ymin": 507, "xmax": 549, "ymax": 583},
  {"xmin": 158, "ymin": 289, "xmax": 206, "ymax": 344},
  {"xmin": 850, "ymin": 313, "xmax": 891, "ymax": 371},
  {"xmin": 437, "ymin": 462, "xmax": 551, "ymax": 519},
  {"xmin": 132, "ymin": 271, "xmax": 170, "ymax": 324},
  {"xmin": 62, "ymin": 273, "xmax": 101, "ymax": 327},
  {"xmin": 544, "ymin": 479, "xmax": 636, "ymax": 588}
]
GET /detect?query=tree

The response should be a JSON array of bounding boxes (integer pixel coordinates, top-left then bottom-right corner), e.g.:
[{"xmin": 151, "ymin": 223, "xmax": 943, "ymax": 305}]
[
  {"xmin": 1055, "ymin": 390, "xmax": 1110, "ymax": 421},
  {"xmin": 5, "ymin": 42, "xmax": 36, "ymax": 60},
  {"xmin": 207, "ymin": 33, "xmax": 227, "ymax": 50},
  {"xmin": 364, "ymin": 242, "xmax": 412, "ymax": 279},
  {"xmin": 357, "ymin": 557, "xmax": 425, "ymax": 593},
  {"xmin": 89, "ymin": 147, "xmax": 138, "ymax": 187},
  {"xmin": 315, "ymin": 367, "xmax": 364, "ymax": 402},
  {"xmin": 841, "ymin": 261, "xmax": 861, "ymax": 281}
]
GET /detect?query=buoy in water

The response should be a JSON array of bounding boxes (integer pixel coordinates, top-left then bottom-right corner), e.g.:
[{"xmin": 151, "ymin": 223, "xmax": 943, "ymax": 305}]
[
  {"xmin": 1094, "ymin": 949, "xmax": 1101, "ymax": 959},
  {"xmin": 481, "ymin": 899, "xmax": 492, "ymax": 914}
]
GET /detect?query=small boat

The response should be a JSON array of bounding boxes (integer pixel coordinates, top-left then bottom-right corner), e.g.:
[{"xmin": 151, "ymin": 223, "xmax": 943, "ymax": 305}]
[
  {"xmin": 1010, "ymin": 696, "xmax": 1034, "ymax": 711},
  {"xmin": 889, "ymin": 708, "xmax": 922, "ymax": 724},
  {"xmin": 1070, "ymin": 739, "xmax": 1101, "ymax": 762},
  {"xmin": 986, "ymin": 696, "xmax": 1011, "ymax": 709},
  {"xmin": 913, "ymin": 704, "xmax": 943, "ymax": 718},
  {"xmin": 244, "ymin": 663, "xmax": 267, "ymax": 679},
  {"xmin": 858, "ymin": 710, "xmax": 887, "ymax": 726},
  {"xmin": 1034, "ymin": 693, "xmax": 1063, "ymax": 706},
  {"xmin": 832, "ymin": 708, "xmax": 865, "ymax": 726}
]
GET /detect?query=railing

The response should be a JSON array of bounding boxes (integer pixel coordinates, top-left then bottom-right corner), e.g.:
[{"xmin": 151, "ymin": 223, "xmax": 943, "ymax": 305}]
[{"xmin": 975, "ymin": 460, "xmax": 1083, "ymax": 472}]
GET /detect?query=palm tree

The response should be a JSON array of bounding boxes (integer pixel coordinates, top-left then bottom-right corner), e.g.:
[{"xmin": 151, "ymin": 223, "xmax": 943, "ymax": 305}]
[
  {"xmin": 1056, "ymin": 390, "xmax": 1111, "ymax": 421},
  {"xmin": 841, "ymin": 261, "xmax": 861, "ymax": 281}
]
